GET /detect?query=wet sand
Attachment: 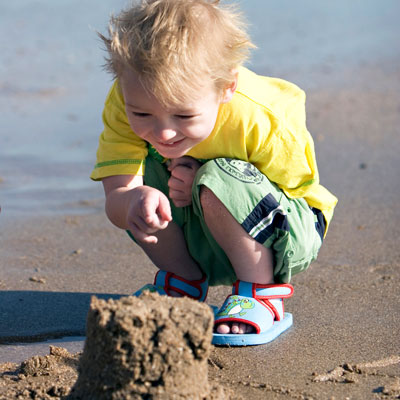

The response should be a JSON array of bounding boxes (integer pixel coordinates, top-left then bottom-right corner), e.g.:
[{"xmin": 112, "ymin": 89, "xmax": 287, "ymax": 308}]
[
  {"xmin": 1, "ymin": 1, "xmax": 400, "ymax": 399},
  {"xmin": 1, "ymin": 65, "xmax": 400, "ymax": 397}
]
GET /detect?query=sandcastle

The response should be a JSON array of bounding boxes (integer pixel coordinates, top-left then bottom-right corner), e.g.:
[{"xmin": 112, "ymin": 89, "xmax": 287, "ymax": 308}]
[{"xmin": 69, "ymin": 292, "xmax": 214, "ymax": 399}]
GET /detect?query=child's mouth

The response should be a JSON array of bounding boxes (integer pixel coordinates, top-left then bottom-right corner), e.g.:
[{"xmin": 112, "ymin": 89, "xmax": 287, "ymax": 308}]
[{"xmin": 158, "ymin": 139, "xmax": 185, "ymax": 148}]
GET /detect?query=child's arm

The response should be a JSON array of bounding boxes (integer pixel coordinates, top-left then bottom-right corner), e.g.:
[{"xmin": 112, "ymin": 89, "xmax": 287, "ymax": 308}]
[{"xmin": 102, "ymin": 175, "xmax": 172, "ymax": 244}]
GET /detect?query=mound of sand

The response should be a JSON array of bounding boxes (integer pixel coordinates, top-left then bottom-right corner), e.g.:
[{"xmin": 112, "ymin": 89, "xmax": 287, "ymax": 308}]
[
  {"xmin": 69, "ymin": 293, "xmax": 214, "ymax": 399},
  {"xmin": 0, "ymin": 293, "xmax": 236, "ymax": 400}
]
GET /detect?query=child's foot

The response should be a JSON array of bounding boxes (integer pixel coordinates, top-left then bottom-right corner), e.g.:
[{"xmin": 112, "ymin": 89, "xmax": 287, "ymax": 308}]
[{"xmin": 212, "ymin": 281, "xmax": 294, "ymax": 345}]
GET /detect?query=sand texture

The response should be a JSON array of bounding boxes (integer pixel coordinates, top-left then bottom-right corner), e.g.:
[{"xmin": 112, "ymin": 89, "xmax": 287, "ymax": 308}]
[
  {"xmin": 1, "ymin": 68, "xmax": 400, "ymax": 396},
  {"xmin": 0, "ymin": 293, "xmax": 236, "ymax": 400},
  {"xmin": 0, "ymin": 346, "xmax": 79, "ymax": 399},
  {"xmin": 1, "ymin": 1, "xmax": 400, "ymax": 399},
  {"xmin": 70, "ymin": 293, "xmax": 214, "ymax": 399}
]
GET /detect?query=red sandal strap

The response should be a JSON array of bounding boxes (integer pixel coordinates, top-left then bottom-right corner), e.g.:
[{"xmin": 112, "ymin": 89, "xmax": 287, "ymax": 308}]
[{"xmin": 154, "ymin": 270, "xmax": 208, "ymax": 301}]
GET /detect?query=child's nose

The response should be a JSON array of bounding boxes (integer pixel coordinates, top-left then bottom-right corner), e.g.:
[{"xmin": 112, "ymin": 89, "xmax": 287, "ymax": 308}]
[{"xmin": 154, "ymin": 122, "xmax": 177, "ymax": 142}]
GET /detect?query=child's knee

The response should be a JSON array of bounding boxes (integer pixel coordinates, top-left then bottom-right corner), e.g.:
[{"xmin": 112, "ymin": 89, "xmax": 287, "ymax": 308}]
[{"xmin": 199, "ymin": 185, "xmax": 220, "ymax": 214}]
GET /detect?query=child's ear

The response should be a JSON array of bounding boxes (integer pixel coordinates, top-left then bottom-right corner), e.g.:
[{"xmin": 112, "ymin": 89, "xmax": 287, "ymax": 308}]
[{"xmin": 220, "ymin": 69, "xmax": 238, "ymax": 104}]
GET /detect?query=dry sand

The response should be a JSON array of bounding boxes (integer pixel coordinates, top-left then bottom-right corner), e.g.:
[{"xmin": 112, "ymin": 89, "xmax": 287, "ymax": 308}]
[{"xmin": 71, "ymin": 293, "xmax": 215, "ymax": 399}]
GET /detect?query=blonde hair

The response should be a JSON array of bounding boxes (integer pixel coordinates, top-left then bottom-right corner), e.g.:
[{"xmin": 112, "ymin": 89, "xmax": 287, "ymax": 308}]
[{"xmin": 99, "ymin": 0, "xmax": 255, "ymax": 106}]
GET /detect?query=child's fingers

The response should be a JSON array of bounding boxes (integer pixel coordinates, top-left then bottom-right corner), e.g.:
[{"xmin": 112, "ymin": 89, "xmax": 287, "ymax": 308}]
[
  {"xmin": 168, "ymin": 178, "xmax": 192, "ymax": 207},
  {"xmin": 169, "ymin": 188, "xmax": 192, "ymax": 207},
  {"xmin": 171, "ymin": 198, "xmax": 192, "ymax": 207},
  {"xmin": 130, "ymin": 214, "xmax": 159, "ymax": 234},
  {"xmin": 141, "ymin": 190, "xmax": 171, "ymax": 229},
  {"xmin": 167, "ymin": 156, "xmax": 200, "ymax": 171},
  {"xmin": 140, "ymin": 191, "xmax": 162, "ymax": 226},
  {"xmin": 125, "ymin": 187, "xmax": 171, "ymax": 244},
  {"xmin": 170, "ymin": 164, "xmax": 196, "ymax": 183},
  {"xmin": 168, "ymin": 188, "xmax": 188, "ymax": 201},
  {"xmin": 168, "ymin": 172, "xmax": 186, "ymax": 196},
  {"xmin": 168, "ymin": 175, "xmax": 189, "ymax": 192},
  {"xmin": 127, "ymin": 221, "xmax": 159, "ymax": 244},
  {"xmin": 156, "ymin": 192, "xmax": 172, "ymax": 225}
]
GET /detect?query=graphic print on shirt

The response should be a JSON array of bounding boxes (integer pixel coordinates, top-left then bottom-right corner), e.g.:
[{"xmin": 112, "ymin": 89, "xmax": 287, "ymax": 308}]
[{"xmin": 214, "ymin": 158, "xmax": 264, "ymax": 184}]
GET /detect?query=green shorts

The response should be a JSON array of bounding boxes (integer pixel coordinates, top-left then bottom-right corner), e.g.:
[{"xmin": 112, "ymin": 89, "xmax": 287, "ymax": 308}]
[{"xmin": 130, "ymin": 156, "xmax": 325, "ymax": 286}]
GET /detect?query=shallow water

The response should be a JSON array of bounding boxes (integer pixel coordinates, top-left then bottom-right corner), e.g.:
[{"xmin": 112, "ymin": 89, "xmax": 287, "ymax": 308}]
[
  {"xmin": 243, "ymin": 0, "xmax": 399, "ymax": 81},
  {"xmin": 0, "ymin": 0, "xmax": 399, "ymax": 220}
]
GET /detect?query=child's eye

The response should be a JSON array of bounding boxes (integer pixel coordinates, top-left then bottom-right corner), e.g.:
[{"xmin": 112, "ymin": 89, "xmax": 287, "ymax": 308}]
[
  {"xmin": 175, "ymin": 114, "xmax": 195, "ymax": 120},
  {"xmin": 132, "ymin": 112, "xmax": 150, "ymax": 117}
]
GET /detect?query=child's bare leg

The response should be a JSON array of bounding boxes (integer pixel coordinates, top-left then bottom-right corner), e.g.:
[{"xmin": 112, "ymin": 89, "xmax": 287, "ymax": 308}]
[
  {"xmin": 200, "ymin": 186, "xmax": 275, "ymax": 334},
  {"xmin": 138, "ymin": 220, "xmax": 203, "ymax": 282}
]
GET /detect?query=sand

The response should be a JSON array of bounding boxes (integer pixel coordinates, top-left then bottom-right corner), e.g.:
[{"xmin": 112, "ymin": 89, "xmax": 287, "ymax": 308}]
[
  {"xmin": 1, "ymin": 185, "xmax": 399, "ymax": 399},
  {"xmin": 1, "ymin": 66, "xmax": 400, "ymax": 397},
  {"xmin": 71, "ymin": 293, "xmax": 214, "ymax": 399},
  {"xmin": 1, "ymin": 65, "xmax": 400, "ymax": 397},
  {"xmin": 1, "ymin": 1, "xmax": 400, "ymax": 399},
  {"xmin": 0, "ymin": 292, "xmax": 235, "ymax": 400},
  {"xmin": 0, "ymin": 346, "xmax": 80, "ymax": 399}
]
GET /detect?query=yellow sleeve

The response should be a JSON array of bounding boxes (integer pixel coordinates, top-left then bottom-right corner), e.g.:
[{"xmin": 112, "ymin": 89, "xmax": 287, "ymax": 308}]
[
  {"xmin": 255, "ymin": 89, "xmax": 337, "ymax": 233},
  {"xmin": 90, "ymin": 80, "xmax": 148, "ymax": 181}
]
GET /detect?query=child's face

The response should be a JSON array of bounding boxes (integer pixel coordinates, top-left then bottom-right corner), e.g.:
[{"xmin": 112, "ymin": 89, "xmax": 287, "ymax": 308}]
[{"xmin": 120, "ymin": 69, "xmax": 233, "ymax": 159}]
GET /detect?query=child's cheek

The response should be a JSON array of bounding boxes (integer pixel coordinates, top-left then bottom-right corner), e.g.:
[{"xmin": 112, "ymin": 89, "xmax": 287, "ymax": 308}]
[
  {"xmin": 128, "ymin": 119, "xmax": 147, "ymax": 138},
  {"xmin": 182, "ymin": 122, "xmax": 210, "ymax": 141}
]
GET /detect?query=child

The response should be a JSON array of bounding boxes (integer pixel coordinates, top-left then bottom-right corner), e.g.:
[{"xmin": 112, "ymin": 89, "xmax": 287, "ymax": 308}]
[{"xmin": 91, "ymin": 0, "xmax": 337, "ymax": 346}]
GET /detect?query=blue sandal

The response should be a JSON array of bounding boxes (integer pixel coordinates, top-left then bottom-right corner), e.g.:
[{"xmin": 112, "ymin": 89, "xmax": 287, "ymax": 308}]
[
  {"xmin": 212, "ymin": 280, "xmax": 294, "ymax": 346},
  {"xmin": 134, "ymin": 270, "xmax": 209, "ymax": 302}
]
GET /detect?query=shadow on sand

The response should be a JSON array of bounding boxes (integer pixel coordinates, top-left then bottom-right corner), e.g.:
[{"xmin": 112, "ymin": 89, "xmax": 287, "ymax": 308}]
[{"xmin": 0, "ymin": 291, "xmax": 123, "ymax": 343}]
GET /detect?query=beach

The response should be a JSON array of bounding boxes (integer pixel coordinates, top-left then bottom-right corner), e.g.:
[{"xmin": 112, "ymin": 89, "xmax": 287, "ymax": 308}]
[{"xmin": 1, "ymin": 1, "xmax": 400, "ymax": 398}]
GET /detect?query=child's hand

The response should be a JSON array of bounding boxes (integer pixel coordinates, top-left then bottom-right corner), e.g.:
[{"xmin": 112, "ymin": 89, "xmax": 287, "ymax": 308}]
[
  {"xmin": 127, "ymin": 186, "xmax": 172, "ymax": 244},
  {"xmin": 167, "ymin": 157, "xmax": 202, "ymax": 207}
]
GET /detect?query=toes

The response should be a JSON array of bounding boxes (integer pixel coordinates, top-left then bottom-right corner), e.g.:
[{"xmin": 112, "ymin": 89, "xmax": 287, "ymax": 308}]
[
  {"xmin": 245, "ymin": 324, "xmax": 254, "ymax": 334},
  {"xmin": 216, "ymin": 323, "xmax": 230, "ymax": 334},
  {"xmin": 230, "ymin": 323, "xmax": 253, "ymax": 334},
  {"xmin": 215, "ymin": 322, "xmax": 255, "ymax": 334},
  {"xmin": 231, "ymin": 323, "xmax": 240, "ymax": 334},
  {"xmin": 239, "ymin": 323, "xmax": 249, "ymax": 334}
]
